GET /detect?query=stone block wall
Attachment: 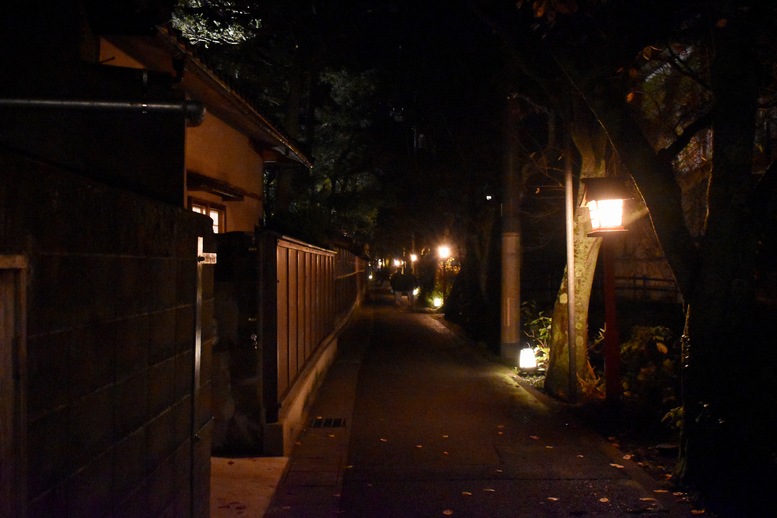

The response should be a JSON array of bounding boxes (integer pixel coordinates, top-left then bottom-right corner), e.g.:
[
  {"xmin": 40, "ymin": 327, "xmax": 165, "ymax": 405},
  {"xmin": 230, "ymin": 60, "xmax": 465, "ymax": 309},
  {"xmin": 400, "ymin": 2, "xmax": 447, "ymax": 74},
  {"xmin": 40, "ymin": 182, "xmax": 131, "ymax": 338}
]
[{"xmin": 1, "ymin": 151, "xmax": 214, "ymax": 517}]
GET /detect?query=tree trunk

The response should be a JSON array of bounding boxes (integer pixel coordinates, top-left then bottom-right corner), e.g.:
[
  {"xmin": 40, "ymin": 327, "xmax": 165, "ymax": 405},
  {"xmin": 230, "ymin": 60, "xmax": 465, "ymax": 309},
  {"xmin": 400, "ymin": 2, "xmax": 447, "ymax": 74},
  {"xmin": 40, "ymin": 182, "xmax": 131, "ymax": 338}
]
[
  {"xmin": 679, "ymin": 4, "xmax": 768, "ymax": 502},
  {"xmin": 545, "ymin": 105, "xmax": 607, "ymax": 399},
  {"xmin": 545, "ymin": 233, "xmax": 601, "ymax": 399}
]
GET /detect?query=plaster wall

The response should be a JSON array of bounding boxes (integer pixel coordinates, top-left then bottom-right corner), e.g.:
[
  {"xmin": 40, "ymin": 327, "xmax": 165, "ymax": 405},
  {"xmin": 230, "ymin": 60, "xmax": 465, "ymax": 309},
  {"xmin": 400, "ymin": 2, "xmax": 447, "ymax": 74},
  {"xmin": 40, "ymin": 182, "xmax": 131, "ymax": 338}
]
[{"xmin": 99, "ymin": 39, "xmax": 265, "ymax": 233}]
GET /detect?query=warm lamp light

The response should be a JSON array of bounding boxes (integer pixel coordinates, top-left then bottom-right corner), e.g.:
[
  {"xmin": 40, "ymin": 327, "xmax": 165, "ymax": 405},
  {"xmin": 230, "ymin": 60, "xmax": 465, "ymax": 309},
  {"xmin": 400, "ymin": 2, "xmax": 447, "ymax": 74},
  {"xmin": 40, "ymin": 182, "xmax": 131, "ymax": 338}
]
[
  {"xmin": 438, "ymin": 245, "xmax": 451, "ymax": 260},
  {"xmin": 586, "ymin": 198, "xmax": 624, "ymax": 230},
  {"xmin": 519, "ymin": 347, "xmax": 537, "ymax": 370},
  {"xmin": 581, "ymin": 177, "xmax": 632, "ymax": 236}
]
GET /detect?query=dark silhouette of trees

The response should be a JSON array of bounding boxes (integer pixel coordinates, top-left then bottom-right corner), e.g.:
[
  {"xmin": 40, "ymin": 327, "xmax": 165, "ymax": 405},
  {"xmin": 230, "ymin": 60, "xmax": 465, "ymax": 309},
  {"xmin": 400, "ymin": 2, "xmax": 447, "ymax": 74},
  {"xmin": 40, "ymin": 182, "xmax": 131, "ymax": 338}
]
[{"xmin": 475, "ymin": 0, "xmax": 777, "ymax": 509}]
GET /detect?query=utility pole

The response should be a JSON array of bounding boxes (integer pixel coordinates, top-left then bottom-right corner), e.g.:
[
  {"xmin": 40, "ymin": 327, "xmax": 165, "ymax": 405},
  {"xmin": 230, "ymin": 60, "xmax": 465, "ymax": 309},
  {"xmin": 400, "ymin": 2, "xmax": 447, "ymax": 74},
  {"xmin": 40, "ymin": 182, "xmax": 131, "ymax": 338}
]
[
  {"xmin": 501, "ymin": 95, "xmax": 522, "ymax": 361},
  {"xmin": 564, "ymin": 132, "xmax": 577, "ymax": 402}
]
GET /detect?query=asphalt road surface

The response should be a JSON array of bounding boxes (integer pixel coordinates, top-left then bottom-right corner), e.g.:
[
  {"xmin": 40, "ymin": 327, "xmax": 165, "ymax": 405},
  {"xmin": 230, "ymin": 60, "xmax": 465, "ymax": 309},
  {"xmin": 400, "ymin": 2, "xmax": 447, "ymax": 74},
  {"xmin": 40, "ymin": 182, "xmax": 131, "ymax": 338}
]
[{"xmin": 268, "ymin": 290, "xmax": 695, "ymax": 517}]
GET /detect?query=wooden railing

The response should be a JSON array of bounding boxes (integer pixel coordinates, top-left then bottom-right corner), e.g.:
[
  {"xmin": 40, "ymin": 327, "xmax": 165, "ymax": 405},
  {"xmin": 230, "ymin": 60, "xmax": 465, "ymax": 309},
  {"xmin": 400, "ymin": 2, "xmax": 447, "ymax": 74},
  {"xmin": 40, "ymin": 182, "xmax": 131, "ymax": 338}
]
[
  {"xmin": 522, "ymin": 273, "xmax": 682, "ymax": 308},
  {"xmin": 613, "ymin": 275, "xmax": 682, "ymax": 304}
]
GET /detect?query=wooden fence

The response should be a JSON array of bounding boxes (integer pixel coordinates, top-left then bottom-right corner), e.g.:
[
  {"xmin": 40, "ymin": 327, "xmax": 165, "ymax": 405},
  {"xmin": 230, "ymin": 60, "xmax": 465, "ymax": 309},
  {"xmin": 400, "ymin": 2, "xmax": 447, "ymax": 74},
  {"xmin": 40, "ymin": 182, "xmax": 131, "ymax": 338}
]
[
  {"xmin": 212, "ymin": 231, "xmax": 366, "ymax": 453},
  {"xmin": 258, "ymin": 233, "xmax": 366, "ymax": 423}
]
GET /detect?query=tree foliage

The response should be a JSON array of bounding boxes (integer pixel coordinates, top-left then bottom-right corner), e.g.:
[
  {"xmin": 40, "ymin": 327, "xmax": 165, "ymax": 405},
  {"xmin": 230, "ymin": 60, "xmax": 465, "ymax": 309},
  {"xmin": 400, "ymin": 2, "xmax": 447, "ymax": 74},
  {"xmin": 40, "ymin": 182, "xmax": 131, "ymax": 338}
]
[
  {"xmin": 172, "ymin": 0, "xmax": 260, "ymax": 46},
  {"xmin": 173, "ymin": 0, "xmax": 395, "ymax": 246}
]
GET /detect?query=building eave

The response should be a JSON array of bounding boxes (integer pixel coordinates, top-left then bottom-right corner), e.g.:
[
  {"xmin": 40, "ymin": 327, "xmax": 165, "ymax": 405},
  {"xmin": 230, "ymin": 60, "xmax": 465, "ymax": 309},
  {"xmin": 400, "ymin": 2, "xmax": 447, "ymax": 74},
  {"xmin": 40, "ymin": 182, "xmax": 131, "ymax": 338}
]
[{"xmin": 103, "ymin": 27, "xmax": 313, "ymax": 169}]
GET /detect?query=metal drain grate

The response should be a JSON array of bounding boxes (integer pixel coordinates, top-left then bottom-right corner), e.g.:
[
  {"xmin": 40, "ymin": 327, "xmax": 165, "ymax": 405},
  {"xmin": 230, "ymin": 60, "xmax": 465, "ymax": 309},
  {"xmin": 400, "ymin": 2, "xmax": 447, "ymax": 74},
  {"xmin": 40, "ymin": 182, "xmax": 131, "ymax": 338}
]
[{"xmin": 309, "ymin": 417, "xmax": 346, "ymax": 428}]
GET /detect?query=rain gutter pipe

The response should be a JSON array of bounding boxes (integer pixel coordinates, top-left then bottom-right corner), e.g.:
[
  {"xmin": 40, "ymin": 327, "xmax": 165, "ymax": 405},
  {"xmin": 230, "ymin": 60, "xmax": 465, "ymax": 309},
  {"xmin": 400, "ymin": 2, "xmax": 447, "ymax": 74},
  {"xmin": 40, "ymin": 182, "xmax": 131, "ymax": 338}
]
[{"xmin": 0, "ymin": 98, "xmax": 206, "ymax": 127}]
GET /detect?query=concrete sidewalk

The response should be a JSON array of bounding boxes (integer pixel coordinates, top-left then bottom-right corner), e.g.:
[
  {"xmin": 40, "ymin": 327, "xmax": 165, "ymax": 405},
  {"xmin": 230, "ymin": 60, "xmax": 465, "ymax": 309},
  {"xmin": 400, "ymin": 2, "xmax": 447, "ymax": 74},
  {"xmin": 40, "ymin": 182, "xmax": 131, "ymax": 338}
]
[
  {"xmin": 210, "ymin": 456, "xmax": 288, "ymax": 517},
  {"xmin": 210, "ymin": 295, "xmax": 374, "ymax": 518},
  {"xmin": 212, "ymin": 292, "xmax": 697, "ymax": 517}
]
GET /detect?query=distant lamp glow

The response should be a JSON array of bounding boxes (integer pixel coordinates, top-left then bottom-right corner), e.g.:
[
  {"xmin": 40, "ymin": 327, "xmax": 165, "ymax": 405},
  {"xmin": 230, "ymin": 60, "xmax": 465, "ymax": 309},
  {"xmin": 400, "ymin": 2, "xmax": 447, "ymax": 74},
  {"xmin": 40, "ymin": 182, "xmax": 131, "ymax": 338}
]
[
  {"xmin": 519, "ymin": 347, "xmax": 537, "ymax": 371},
  {"xmin": 438, "ymin": 245, "xmax": 451, "ymax": 260},
  {"xmin": 432, "ymin": 296, "xmax": 443, "ymax": 308},
  {"xmin": 410, "ymin": 253, "xmax": 418, "ymax": 263},
  {"xmin": 393, "ymin": 258, "xmax": 402, "ymax": 267},
  {"xmin": 413, "ymin": 287, "xmax": 420, "ymax": 296},
  {"xmin": 581, "ymin": 177, "xmax": 632, "ymax": 236}
]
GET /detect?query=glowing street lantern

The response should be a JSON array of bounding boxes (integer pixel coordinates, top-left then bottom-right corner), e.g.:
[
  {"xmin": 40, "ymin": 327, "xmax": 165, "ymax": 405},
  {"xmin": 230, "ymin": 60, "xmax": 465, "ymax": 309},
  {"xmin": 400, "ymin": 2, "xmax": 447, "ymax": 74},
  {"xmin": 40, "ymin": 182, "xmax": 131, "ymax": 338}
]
[
  {"xmin": 580, "ymin": 177, "xmax": 631, "ymax": 236},
  {"xmin": 519, "ymin": 347, "xmax": 537, "ymax": 370},
  {"xmin": 586, "ymin": 198, "xmax": 624, "ymax": 231},
  {"xmin": 581, "ymin": 176, "xmax": 632, "ymax": 403}
]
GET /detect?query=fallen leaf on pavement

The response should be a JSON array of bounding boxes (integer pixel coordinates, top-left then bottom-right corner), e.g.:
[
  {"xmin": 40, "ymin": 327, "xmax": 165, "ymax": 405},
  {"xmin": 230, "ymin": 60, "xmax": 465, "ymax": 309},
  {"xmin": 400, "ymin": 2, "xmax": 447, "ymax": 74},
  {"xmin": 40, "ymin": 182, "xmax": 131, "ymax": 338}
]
[
  {"xmin": 691, "ymin": 510, "xmax": 706, "ymax": 515},
  {"xmin": 461, "ymin": 491, "xmax": 472, "ymax": 496},
  {"xmin": 622, "ymin": 454, "xmax": 632, "ymax": 460},
  {"xmin": 379, "ymin": 438, "xmax": 388, "ymax": 442},
  {"xmin": 483, "ymin": 488, "xmax": 495, "ymax": 492},
  {"xmin": 640, "ymin": 497, "xmax": 656, "ymax": 502},
  {"xmin": 416, "ymin": 444, "xmax": 423, "ymax": 448},
  {"xmin": 609, "ymin": 463, "xmax": 625, "ymax": 469},
  {"xmin": 545, "ymin": 445, "xmax": 554, "ymax": 449},
  {"xmin": 599, "ymin": 498, "xmax": 610, "ymax": 503},
  {"xmin": 443, "ymin": 510, "xmax": 454, "ymax": 516},
  {"xmin": 577, "ymin": 454, "xmax": 584, "ymax": 458},
  {"xmin": 653, "ymin": 489, "xmax": 668, "ymax": 494},
  {"xmin": 547, "ymin": 497, "xmax": 559, "ymax": 501},
  {"xmin": 530, "ymin": 435, "xmax": 540, "ymax": 440}
]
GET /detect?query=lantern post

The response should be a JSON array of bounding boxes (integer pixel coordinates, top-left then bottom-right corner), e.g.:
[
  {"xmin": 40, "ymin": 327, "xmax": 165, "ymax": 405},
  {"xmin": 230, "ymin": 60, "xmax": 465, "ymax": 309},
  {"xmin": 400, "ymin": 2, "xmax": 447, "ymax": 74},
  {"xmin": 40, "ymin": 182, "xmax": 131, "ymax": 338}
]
[{"xmin": 581, "ymin": 177, "xmax": 631, "ymax": 404}]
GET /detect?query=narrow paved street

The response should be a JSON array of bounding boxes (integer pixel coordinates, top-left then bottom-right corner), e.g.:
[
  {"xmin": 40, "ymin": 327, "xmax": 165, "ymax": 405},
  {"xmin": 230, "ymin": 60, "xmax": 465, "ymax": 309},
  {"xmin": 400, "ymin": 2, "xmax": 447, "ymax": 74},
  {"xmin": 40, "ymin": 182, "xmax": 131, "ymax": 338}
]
[{"xmin": 267, "ymin": 290, "xmax": 695, "ymax": 517}]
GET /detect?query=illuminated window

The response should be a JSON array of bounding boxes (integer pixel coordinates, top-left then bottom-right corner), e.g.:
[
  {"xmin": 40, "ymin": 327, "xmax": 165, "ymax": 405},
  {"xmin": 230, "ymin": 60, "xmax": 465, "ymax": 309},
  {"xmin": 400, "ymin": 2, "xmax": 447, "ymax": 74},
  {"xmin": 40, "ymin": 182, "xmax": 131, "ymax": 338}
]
[{"xmin": 190, "ymin": 199, "xmax": 226, "ymax": 233}]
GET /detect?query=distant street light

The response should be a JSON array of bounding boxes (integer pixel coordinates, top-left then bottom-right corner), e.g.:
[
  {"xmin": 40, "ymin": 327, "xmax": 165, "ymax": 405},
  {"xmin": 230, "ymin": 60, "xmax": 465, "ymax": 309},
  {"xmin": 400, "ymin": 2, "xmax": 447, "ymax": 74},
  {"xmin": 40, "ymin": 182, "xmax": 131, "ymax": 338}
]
[
  {"xmin": 438, "ymin": 245, "xmax": 451, "ymax": 304},
  {"xmin": 581, "ymin": 177, "xmax": 631, "ymax": 405}
]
